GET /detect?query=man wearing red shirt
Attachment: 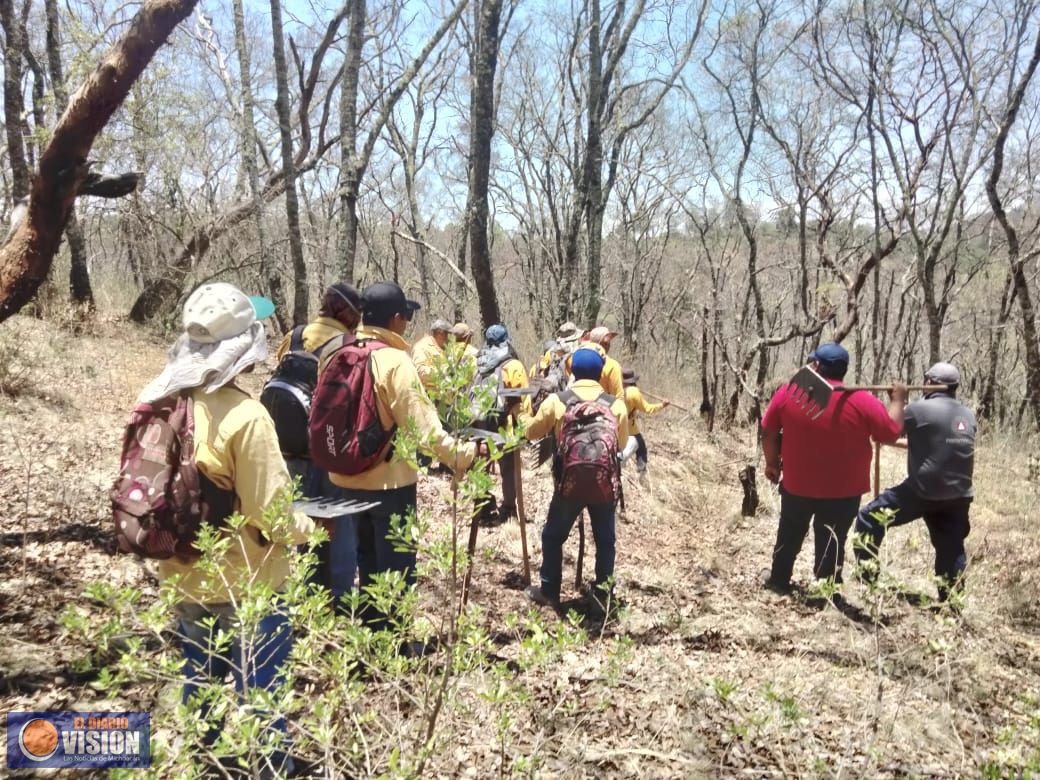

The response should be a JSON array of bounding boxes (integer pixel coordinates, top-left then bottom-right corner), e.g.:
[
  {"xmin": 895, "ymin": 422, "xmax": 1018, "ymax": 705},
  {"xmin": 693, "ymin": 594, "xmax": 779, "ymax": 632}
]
[{"xmin": 761, "ymin": 343, "xmax": 906, "ymax": 593}]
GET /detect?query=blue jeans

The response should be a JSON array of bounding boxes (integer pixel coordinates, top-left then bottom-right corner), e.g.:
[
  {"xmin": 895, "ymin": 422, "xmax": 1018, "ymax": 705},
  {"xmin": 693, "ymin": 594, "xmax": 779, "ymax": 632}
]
[
  {"xmin": 539, "ymin": 492, "xmax": 616, "ymax": 601},
  {"xmin": 855, "ymin": 479, "xmax": 972, "ymax": 599},
  {"xmin": 176, "ymin": 602, "xmax": 293, "ymax": 770},
  {"xmin": 770, "ymin": 487, "xmax": 860, "ymax": 585},
  {"xmin": 293, "ymin": 462, "xmax": 361, "ymax": 605},
  {"xmin": 338, "ymin": 484, "xmax": 418, "ymax": 629},
  {"xmin": 310, "ymin": 470, "xmax": 360, "ymax": 602}
]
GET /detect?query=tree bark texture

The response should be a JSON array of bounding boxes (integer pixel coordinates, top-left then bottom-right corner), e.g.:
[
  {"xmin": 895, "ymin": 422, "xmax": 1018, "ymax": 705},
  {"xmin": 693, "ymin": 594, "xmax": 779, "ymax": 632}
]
[
  {"xmin": 233, "ymin": 0, "xmax": 285, "ymax": 327},
  {"xmin": 45, "ymin": 0, "xmax": 94, "ymax": 308},
  {"xmin": 338, "ymin": 0, "xmax": 365, "ymax": 284},
  {"xmin": 0, "ymin": 0, "xmax": 200, "ymax": 324},
  {"xmin": 269, "ymin": 0, "xmax": 308, "ymax": 326},
  {"xmin": 467, "ymin": 0, "xmax": 503, "ymax": 328},
  {"xmin": 0, "ymin": 0, "xmax": 30, "ymax": 199},
  {"xmin": 984, "ymin": 21, "xmax": 1040, "ymax": 429}
]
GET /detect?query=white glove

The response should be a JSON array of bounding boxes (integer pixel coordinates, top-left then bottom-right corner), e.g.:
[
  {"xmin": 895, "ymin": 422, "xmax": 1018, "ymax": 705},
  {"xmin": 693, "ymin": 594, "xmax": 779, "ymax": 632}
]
[{"xmin": 620, "ymin": 437, "xmax": 638, "ymax": 463}]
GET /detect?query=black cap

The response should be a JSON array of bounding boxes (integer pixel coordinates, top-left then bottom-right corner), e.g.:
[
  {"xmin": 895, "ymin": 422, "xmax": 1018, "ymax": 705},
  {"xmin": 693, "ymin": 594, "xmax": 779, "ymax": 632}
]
[{"xmin": 361, "ymin": 282, "xmax": 421, "ymax": 321}]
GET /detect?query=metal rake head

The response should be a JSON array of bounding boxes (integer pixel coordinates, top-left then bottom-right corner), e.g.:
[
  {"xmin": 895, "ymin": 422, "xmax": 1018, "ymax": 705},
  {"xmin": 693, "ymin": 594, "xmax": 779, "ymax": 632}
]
[
  {"xmin": 292, "ymin": 497, "xmax": 381, "ymax": 518},
  {"xmin": 787, "ymin": 365, "xmax": 834, "ymax": 420}
]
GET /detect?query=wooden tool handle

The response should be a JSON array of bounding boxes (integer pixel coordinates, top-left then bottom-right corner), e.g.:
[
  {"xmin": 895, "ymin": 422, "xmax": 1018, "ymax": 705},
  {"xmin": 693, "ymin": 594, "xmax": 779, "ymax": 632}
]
[
  {"xmin": 641, "ymin": 390, "xmax": 692, "ymax": 412},
  {"xmin": 845, "ymin": 385, "xmax": 948, "ymax": 393}
]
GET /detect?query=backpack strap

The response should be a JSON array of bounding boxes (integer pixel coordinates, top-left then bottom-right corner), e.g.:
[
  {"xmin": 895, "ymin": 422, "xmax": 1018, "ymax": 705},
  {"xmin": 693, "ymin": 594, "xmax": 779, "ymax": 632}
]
[
  {"xmin": 289, "ymin": 324, "xmax": 307, "ymax": 353},
  {"xmin": 559, "ymin": 388, "xmax": 580, "ymax": 407},
  {"xmin": 317, "ymin": 333, "xmax": 352, "ymax": 373},
  {"xmin": 596, "ymin": 391, "xmax": 616, "ymax": 407},
  {"xmin": 313, "ymin": 334, "xmax": 340, "ymax": 360}
]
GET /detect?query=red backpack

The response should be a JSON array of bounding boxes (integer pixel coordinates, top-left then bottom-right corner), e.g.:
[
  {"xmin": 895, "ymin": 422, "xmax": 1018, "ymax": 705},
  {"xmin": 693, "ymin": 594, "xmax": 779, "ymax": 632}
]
[
  {"xmin": 308, "ymin": 336, "xmax": 396, "ymax": 475},
  {"xmin": 111, "ymin": 394, "xmax": 235, "ymax": 559},
  {"xmin": 555, "ymin": 389, "xmax": 621, "ymax": 504}
]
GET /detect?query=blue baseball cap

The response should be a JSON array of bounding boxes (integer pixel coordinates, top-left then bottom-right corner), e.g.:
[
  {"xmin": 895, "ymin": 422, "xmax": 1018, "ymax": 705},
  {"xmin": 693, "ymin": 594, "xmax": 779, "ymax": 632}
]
[
  {"xmin": 571, "ymin": 348, "xmax": 605, "ymax": 380},
  {"xmin": 485, "ymin": 323, "xmax": 509, "ymax": 346},
  {"xmin": 808, "ymin": 342, "xmax": 849, "ymax": 365}
]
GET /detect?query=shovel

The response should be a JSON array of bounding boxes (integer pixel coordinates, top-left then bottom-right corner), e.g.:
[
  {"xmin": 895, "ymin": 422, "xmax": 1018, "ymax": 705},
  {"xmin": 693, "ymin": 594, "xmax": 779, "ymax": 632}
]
[{"xmin": 787, "ymin": 365, "xmax": 946, "ymax": 419}]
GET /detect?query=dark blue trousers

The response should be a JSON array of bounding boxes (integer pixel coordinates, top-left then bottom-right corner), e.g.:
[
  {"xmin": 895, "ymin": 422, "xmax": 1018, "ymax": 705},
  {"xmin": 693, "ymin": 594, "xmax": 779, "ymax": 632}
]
[
  {"xmin": 855, "ymin": 479, "xmax": 971, "ymax": 599},
  {"xmin": 540, "ymin": 492, "xmax": 616, "ymax": 601},
  {"xmin": 770, "ymin": 487, "xmax": 860, "ymax": 585}
]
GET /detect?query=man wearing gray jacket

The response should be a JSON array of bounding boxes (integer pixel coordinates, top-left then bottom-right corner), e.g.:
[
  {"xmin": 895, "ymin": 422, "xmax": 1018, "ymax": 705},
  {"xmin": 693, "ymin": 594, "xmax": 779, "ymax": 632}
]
[{"xmin": 854, "ymin": 362, "xmax": 976, "ymax": 601}]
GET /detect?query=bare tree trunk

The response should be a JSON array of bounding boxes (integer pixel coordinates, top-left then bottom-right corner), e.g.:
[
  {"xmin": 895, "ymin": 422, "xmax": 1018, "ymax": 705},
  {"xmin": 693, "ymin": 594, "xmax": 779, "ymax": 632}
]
[
  {"xmin": 984, "ymin": 20, "xmax": 1040, "ymax": 429},
  {"xmin": 45, "ymin": 0, "xmax": 94, "ymax": 309},
  {"xmin": 233, "ymin": 0, "xmax": 286, "ymax": 328},
  {"xmin": 0, "ymin": 0, "xmax": 200, "ymax": 323},
  {"xmin": 0, "ymin": 0, "xmax": 30, "ymax": 200},
  {"xmin": 337, "ymin": 0, "xmax": 469, "ymax": 286},
  {"xmin": 467, "ymin": 0, "xmax": 503, "ymax": 328},
  {"xmin": 338, "ymin": 0, "xmax": 366, "ymax": 284},
  {"xmin": 269, "ymin": 0, "xmax": 308, "ymax": 326},
  {"xmin": 581, "ymin": 0, "xmax": 604, "ymax": 326},
  {"xmin": 453, "ymin": 0, "xmax": 479, "ymax": 322}
]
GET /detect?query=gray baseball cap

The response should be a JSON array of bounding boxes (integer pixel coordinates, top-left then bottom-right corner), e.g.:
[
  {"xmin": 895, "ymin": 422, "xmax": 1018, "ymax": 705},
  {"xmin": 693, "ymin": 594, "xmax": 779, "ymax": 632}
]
[{"xmin": 925, "ymin": 361, "xmax": 960, "ymax": 386}]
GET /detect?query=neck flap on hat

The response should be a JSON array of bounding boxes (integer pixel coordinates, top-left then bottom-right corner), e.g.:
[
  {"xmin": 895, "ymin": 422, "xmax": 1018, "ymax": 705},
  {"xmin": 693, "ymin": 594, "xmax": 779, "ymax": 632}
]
[{"xmin": 137, "ymin": 322, "xmax": 268, "ymax": 404}]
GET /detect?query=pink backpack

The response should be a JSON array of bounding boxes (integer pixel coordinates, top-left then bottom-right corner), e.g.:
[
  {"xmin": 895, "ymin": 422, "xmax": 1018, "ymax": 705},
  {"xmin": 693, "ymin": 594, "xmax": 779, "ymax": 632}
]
[
  {"xmin": 111, "ymin": 394, "xmax": 234, "ymax": 560},
  {"xmin": 308, "ymin": 336, "xmax": 396, "ymax": 475},
  {"xmin": 556, "ymin": 390, "xmax": 621, "ymax": 504}
]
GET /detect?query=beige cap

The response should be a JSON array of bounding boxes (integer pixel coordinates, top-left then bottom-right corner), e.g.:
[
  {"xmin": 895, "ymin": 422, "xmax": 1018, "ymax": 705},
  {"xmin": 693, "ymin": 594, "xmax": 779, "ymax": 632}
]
[
  {"xmin": 182, "ymin": 282, "xmax": 273, "ymax": 344},
  {"xmin": 588, "ymin": 325, "xmax": 619, "ymax": 345},
  {"xmin": 451, "ymin": 322, "xmax": 473, "ymax": 339}
]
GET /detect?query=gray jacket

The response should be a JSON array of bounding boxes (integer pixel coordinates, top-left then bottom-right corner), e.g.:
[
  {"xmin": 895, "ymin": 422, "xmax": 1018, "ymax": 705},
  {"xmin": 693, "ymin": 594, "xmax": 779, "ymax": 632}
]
[{"xmin": 904, "ymin": 393, "xmax": 975, "ymax": 500}]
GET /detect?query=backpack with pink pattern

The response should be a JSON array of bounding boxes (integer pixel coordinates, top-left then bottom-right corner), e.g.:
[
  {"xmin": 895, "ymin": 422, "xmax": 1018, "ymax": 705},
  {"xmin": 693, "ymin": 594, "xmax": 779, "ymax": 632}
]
[
  {"xmin": 308, "ymin": 336, "xmax": 397, "ymax": 475},
  {"xmin": 111, "ymin": 393, "xmax": 234, "ymax": 560},
  {"xmin": 555, "ymin": 389, "xmax": 621, "ymax": 504}
]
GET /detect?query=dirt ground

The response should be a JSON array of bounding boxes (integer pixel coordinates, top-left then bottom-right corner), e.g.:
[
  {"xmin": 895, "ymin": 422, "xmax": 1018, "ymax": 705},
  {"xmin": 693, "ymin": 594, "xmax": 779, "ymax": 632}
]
[{"xmin": 1, "ymin": 314, "xmax": 1039, "ymax": 777}]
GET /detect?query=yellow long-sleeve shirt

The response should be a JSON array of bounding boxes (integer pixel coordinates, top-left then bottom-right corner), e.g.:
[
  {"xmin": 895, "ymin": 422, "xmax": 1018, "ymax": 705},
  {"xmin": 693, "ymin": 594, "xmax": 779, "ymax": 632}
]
[
  {"xmin": 328, "ymin": 326, "xmax": 478, "ymax": 490},
  {"xmin": 158, "ymin": 385, "xmax": 315, "ymax": 604},
  {"xmin": 518, "ymin": 379, "xmax": 629, "ymax": 449},
  {"xmin": 624, "ymin": 385, "xmax": 664, "ymax": 435},
  {"xmin": 275, "ymin": 316, "xmax": 350, "ymax": 360},
  {"xmin": 499, "ymin": 356, "xmax": 531, "ymax": 416},
  {"xmin": 411, "ymin": 334, "xmax": 444, "ymax": 389}
]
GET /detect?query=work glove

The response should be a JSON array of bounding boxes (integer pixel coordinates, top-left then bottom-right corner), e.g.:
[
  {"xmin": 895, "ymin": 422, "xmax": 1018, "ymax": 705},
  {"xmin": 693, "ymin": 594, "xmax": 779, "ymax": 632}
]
[{"xmin": 619, "ymin": 437, "xmax": 638, "ymax": 463}]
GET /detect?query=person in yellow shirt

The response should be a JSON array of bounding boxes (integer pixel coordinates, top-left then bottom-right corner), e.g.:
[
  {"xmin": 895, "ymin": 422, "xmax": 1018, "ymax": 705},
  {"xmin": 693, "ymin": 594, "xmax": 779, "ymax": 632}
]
[
  {"xmin": 411, "ymin": 318, "xmax": 452, "ymax": 389},
  {"xmin": 515, "ymin": 348, "xmax": 629, "ymax": 613},
  {"xmin": 533, "ymin": 321, "xmax": 582, "ymax": 376},
  {"xmin": 565, "ymin": 326, "xmax": 624, "ymax": 398},
  {"xmin": 326, "ymin": 282, "xmax": 483, "ymax": 631},
  {"xmin": 275, "ymin": 282, "xmax": 361, "ymax": 362},
  {"xmin": 136, "ymin": 282, "xmax": 315, "ymax": 772},
  {"xmin": 449, "ymin": 322, "xmax": 479, "ymax": 373},
  {"xmin": 474, "ymin": 323, "xmax": 529, "ymax": 521},
  {"xmin": 621, "ymin": 368, "xmax": 669, "ymax": 473},
  {"xmin": 270, "ymin": 282, "xmax": 362, "ymax": 606}
]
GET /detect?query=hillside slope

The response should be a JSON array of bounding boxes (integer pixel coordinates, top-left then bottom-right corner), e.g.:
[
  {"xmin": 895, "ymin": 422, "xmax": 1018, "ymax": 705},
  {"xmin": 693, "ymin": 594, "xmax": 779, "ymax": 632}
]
[{"xmin": 1, "ymin": 315, "xmax": 1038, "ymax": 777}]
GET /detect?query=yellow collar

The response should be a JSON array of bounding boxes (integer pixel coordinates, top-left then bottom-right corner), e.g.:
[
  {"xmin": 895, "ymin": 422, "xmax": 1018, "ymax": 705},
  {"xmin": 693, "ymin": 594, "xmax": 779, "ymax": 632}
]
[{"xmin": 357, "ymin": 324, "xmax": 409, "ymax": 351}]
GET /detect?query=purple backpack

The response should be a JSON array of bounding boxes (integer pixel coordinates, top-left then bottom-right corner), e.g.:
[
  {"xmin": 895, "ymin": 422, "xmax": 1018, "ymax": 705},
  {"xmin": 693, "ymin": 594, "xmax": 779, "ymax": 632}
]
[
  {"xmin": 555, "ymin": 390, "xmax": 621, "ymax": 504},
  {"xmin": 111, "ymin": 394, "xmax": 233, "ymax": 560}
]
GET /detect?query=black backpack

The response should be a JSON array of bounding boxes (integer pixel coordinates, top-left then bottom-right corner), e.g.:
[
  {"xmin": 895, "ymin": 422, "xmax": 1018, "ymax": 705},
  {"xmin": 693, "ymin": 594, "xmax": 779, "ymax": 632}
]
[{"xmin": 261, "ymin": 326, "xmax": 334, "ymax": 458}]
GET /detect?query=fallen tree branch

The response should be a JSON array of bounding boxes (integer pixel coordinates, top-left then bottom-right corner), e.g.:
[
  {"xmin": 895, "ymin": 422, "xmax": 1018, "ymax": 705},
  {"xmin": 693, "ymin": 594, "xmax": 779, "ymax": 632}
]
[{"xmin": 391, "ymin": 229, "xmax": 476, "ymax": 293}]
